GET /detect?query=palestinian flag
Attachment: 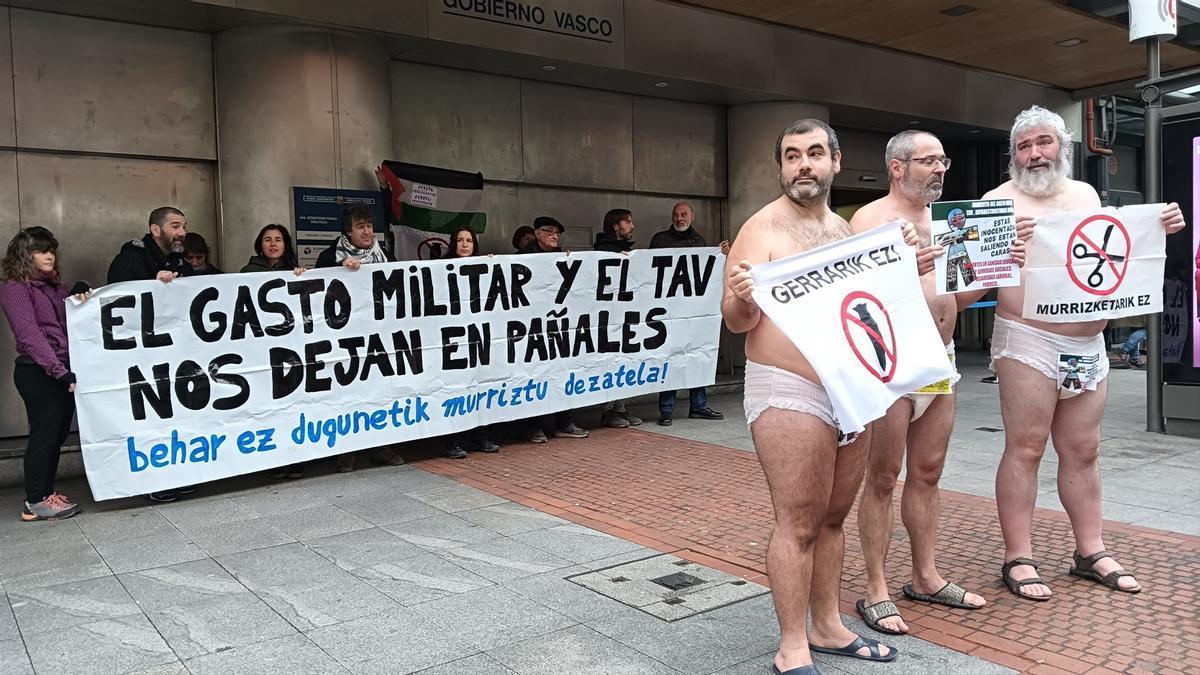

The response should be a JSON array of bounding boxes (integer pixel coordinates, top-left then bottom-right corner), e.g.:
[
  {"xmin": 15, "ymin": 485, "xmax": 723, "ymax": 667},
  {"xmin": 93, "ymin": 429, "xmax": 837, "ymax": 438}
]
[{"xmin": 378, "ymin": 161, "xmax": 486, "ymax": 260}]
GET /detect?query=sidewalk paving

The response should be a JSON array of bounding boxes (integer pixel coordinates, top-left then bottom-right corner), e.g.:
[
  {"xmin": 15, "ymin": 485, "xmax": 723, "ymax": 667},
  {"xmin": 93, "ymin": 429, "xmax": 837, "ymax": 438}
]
[{"xmin": 0, "ymin": 350, "xmax": 1195, "ymax": 674}]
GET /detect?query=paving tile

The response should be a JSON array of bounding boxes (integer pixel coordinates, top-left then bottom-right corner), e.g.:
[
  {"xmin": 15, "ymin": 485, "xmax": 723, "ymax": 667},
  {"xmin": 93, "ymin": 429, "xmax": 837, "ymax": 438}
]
[
  {"xmin": 335, "ymin": 492, "xmax": 454, "ymax": 526},
  {"xmin": 153, "ymin": 497, "xmax": 258, "ymax": 531},
  {"xmin": 380, "ymin": 513, "xmax": 499, "ymax": 550},
  {"xmin": 0, "ymin": 637, "xmax": 32, "ymax": 675},
  {"xmin": 353, "ymin": 551, "xmax": 494, "ymax": 606},
  {"xmin": 75, "ymin": 508, "xmax": 179, "ymax": 543},
  {"xmin": 8, "ymin": 575, "xmax": 140, "ymax": 636},
  {"xmin": 24, "ymin": 613, "xmax": 175, "ymax": 675},
  {"xmin": 264, "ymin": 504, "xmax": 373, "ymax": 541},
  {"xmin": 254, "ymin": 573, "xmax": 399, "ymax": 631},
  {"xmin": 586, "ymin": 593, "xmax": 782, "ymax": 673},
  {"xmin": 400, "ymin": 652, "xmax": 516, "ymax": 675},
  {"xmin": 120, "ymin": 559, "xmax": 248, "ymax": 612},
  {"xmin": 408, "ymin": 584, "xmax": 575, "ymax": 651},
  {"xmin": 405, "ymin": 483, "xmax": 509, "ymax": 513},
  {"xmin": 502, "ymin": 565, "xmax": 628, "ymax": 623},
  {"xmin": 92, "ymin": 530, "xmax": 207, "ymax": 574},
  {"xmin": 512, "ymin": 523, "xmax": 647, "ymax": 564},
  {"xmin": 184, "ymin": 633, "xmax": 349, "ymax": 675},
  {"xmin": 146, "ymin": 591, "xmax": 295, "ymax": 660},
  {"xmin": 488, "ymin": 624, "xmax": 678, "ymax": 674},
  {"xmin": 184, "ymin": 517, "xmax": 296, "ymax": 557},
  {"xmin": 458, "ymin": 503, "xmax": 572, "ymax": 536},
  {"xmin": 0, "ymin": 539, "xmax": 111, "ymax": 592},
  {"xmin": 1099, "ymin": 501, "xmax": 1165, "ymax": 525},
  {"xmin": 126, "ymin": 663, "xmax": 189, "ymax": 675},
  {"xmin": 230, "ymin": 484, "xmax": 331, "ymax": 516},
  {"xmin": 306, "ymin": 526, "xmax": 424, "ymax": 570},
  {"xmin": 307, "ymin": 606, "xmax": 477, "ymax": 670},
  {"xmin": 434, "ymin": 536, "xmax": 573, "ymax": 583},
  {"xmin": 1133, "ymin": 509, "xmax": 1200, "ymax": 536},
  {"xmin": 216, "ymin": 542, "xmax": 342, "ymax": 589},
  {"xmin": 0, "ymin": 592, "xmax": 17, "ymax": 642}
]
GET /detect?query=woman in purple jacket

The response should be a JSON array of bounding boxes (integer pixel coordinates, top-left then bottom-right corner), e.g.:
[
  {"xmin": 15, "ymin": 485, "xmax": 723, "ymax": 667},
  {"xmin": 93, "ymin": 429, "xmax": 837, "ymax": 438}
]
[{"xmin": 0, "ymin": 227, "xmax": 90, "ymax": 521}]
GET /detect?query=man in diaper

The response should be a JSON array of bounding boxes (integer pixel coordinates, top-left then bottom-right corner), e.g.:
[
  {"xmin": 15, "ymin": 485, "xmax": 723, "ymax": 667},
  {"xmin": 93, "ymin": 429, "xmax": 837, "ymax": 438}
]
[
  {"xmin": 724, "ymin": 119, "xmax": 897, "ymax": 675},
  {"xmin": 987, "ymin": 106, "xmax": 1184, "ymax": 601},
  {"xmin": 847, "ymin": 130, "xmax": 991, "ymax": 635}
]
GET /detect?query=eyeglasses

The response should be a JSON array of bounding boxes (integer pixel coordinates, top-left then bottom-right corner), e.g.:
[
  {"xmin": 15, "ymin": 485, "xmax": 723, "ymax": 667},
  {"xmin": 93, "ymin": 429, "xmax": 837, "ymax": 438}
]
[
  {"xmin": 902, "ymin": 156, "xmax": 952, "ymax": 169},
  {"xmin": 537, "ymin": 227, "xmax": 560, "ymax": 235}
]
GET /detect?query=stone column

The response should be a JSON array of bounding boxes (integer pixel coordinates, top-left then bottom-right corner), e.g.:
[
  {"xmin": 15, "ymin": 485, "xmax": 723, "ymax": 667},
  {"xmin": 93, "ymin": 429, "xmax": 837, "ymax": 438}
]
[
  {"xmin": 726, "ymin": 102, "xmax": 830, "ymax": 237},
  {"xmin": 214, "ymin": 26, "xmax": 392, "ymax": 267}
]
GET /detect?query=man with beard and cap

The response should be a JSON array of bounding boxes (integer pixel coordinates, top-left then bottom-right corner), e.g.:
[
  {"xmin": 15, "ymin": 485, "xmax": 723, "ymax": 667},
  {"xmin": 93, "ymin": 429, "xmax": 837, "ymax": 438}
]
[
  {"xmin": 986, "ymin": 106, "xmax": 1184, "ymax": 601},
  {"xmin": 106, "ymin": 206, "xmax": 194, "ymax": 503},
  {"xmin": 107, "ymin": 206, "xmax": 192, "ymax": 284},
  {"xmin": 725, "ymin": 119, "xmax": 898, "ymax": 675},
  {"xmin": 849, "ymin": 130, "xmax": 1015, "ymax": 634}
]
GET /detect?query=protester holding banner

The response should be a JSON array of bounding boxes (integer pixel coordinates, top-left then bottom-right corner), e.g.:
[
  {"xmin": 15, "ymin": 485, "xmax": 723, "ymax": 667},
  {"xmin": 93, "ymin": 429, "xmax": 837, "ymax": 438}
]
[
  {"xmin": 511, "ymin": 225, "xmax": 535, "ymax": 253},
  {"xmin": 317, "ymin": 205, "xmax": 404, "ymax": 472},
  {"xmin": 593, "ymin": 209, "xmax": 643, "ymax": 429},
  {"xmin": 651, "ymin": 201, "xmax": 728, "ymax": 426},
  {"xmin": 848, "ymin": 130, "xmax": 989, "ymax": 635},
  {"xmin": 106, "ymin": 207, "xmax": 196, "ymax": 503},
  {"xmin": 441, "ymin": 224, "xmax": 501, "ymax": 458},
  {"xmin": 724, "ymin": 119, "xmax": 897, "ymax": 674},
  {"xmin": 1, "ymin": 227, "xmax": 90, "ymax": 521},
  {"xmin": 240, "ymin": 224, "xmax": 306, "ymax": 274},
  {"xmin": 517, "ymin": 216, "xmax": 590, "ymax": 442},
  {"xmin": 986, "ymin": 106, "xmax": 1185, "ymax": 601},
  {"xmin": 183, "ymin": 233, "xmax": 222, "ymax": 276}
]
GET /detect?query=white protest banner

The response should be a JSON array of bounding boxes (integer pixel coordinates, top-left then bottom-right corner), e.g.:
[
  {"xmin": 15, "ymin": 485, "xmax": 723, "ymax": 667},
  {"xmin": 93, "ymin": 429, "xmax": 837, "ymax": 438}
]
[
  {"xmin": 67, "ymin": 250, "xmax": 723, "ymax": 499},
  {"xmin": 1022, "ymin": 204, "xmax": 1165, "ymax": 323},
  {"xmin": 930, "ymin": 199, "xmax": 1019, "ymax": 295},
  {"xmin": 750, "ymin": 222, "xmax": 955, "ymax": 435}
]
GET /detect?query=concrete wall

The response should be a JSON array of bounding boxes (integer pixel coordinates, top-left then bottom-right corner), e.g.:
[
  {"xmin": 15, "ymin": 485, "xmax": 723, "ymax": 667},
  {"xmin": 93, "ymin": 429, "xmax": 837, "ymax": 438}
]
[
  {"xmin": 390, "ymin": 62, "xmax": 726, "ymax": 255},
  {"xmin": 0, "ymin": 9, "xmax": 217, "ymax": 438}
]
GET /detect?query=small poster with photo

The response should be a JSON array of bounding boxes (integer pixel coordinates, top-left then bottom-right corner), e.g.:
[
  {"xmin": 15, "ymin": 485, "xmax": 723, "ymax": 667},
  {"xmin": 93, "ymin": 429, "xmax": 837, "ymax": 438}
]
[
  {"xmin": 1057, "ymin": 353, "xmax": 1101, "ymax": 392},
  {"xmin": 930, "ymin": 199, "xmax": 1019, "ymax": 295}
]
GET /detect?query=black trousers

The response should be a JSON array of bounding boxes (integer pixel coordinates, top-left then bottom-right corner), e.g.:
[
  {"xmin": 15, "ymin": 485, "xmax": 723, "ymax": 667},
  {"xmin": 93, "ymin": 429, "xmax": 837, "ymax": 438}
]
[{"xmin": 14, "ymin": 363, "xmax": 75, "ymax": 504}]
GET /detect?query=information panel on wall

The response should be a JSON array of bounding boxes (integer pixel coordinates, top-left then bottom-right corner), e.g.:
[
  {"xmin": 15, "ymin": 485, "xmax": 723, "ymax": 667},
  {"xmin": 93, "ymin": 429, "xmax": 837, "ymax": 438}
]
[{"xmin": 292, "ymin": 187, "xmax": 387, "ymax": 267}]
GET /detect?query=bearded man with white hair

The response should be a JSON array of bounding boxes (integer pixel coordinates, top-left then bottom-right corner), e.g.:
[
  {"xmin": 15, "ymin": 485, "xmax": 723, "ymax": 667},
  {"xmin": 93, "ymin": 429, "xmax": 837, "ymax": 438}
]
[{"xmin": 985, "ymin": 106, "xmax": 1184, "ymax": 602}]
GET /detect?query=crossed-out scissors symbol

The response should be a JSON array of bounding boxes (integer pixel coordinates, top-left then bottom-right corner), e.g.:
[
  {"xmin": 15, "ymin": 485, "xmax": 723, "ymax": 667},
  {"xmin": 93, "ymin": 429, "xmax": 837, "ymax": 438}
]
[{"xmin": 1071, "ymin": 223, "xmax": 1127, "ymax": 288}]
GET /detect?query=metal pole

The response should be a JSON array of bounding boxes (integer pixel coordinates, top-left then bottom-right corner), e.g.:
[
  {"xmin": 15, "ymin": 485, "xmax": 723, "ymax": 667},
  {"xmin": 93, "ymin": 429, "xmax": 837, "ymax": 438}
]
[{"xmin": 1143, "ymin": 39, "xmax": 1165, "ymax": 432}]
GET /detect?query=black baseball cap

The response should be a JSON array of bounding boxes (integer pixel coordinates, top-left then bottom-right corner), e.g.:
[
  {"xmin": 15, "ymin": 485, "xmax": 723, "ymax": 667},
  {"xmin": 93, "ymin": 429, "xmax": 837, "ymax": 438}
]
[{"xmin": 533, "ymin": 216, "xmax": 564, "ymax": 233}]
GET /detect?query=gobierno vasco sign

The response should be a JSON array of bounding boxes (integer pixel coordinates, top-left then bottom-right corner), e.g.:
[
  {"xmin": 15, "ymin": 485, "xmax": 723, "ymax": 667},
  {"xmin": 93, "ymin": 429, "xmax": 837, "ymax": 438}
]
[{"xmin": 442, "ymin": 0, "xmax": 615, "ymax": 42}]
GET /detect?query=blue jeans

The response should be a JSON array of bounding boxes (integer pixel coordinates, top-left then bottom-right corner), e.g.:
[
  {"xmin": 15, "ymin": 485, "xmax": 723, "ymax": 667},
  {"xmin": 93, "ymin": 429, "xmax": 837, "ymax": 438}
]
[
  {"xmin": 1121, "ymin": 328, "xmax": 1146, "ymax": 357},
  {"xmin": 658, "ymin": 387, "xmax": 708, "ymax": 416}
]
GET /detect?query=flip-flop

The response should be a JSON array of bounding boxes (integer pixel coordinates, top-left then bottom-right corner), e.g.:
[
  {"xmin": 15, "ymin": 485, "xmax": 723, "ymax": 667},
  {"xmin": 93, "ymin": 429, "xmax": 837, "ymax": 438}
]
[
  {"xmin": 771, "ymin": 665, "xmax": 821, "ymax": 675},
  {"xmin": 902, "ymin": 581, "xmax": 983, "ymax": 610},
  {"xmin": 855, "ymin": 598, "xmax": 906, "ymax": 635},
  {"xmin": 810, "ymin": 635, "xmax": 898, "ymax": 662}
]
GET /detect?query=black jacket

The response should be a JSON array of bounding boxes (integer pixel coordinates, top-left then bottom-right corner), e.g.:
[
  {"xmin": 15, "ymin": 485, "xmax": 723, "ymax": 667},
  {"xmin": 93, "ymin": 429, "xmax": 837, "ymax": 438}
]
[
  {"xmin": 649, "ymin": 226, "xmax": 707, "ymax": 249},
  {"xmin": 106, "ymin": 234, "xmax": 191, "ymax": 284},
  {"xmin": 517, "ymin": 239, "xmax": 561, "ymax": 254},
  {"xmin": 241, "ymin": 256, "xmax": 293, "ymax": 273},
  {"xmin": 593, "ymin": 231, "xmax": 634, "ymax": 253},
  {"xmin": 315, "ymin": 241, "xmax": 395, "ymax": 269}
]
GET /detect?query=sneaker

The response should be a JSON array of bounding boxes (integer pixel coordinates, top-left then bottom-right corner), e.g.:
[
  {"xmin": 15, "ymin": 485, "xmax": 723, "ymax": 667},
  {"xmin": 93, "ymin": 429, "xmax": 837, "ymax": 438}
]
[
  {"xmin": 371, "ymin": 447, "xmax": 406, "ymax": 466},
  {"xmin": 554, "ymin": 423, "xmax": 589, "ymax": 439},
  {"xmin": 265, "ymin": 468, "xmax": 290, "ymax": 480},
  {"xmin": 658, "ymin": 414, "xmax": 672, "ymax": 426},
  {"xmin": 21, "ymin": 497, "xmax": 78, "ymax": 521},
  {"xmin": 446, "ymin": 443, "xmax": 468, "ymax": 459},
  {"xmin": 688, "ymin": 408, "xmax": 724, "ymax": 420},
  {"xmin": 147, "ymin": 490, "xmax": 178, "ymax": 503},
  {"xmin": 981, "ymin": 375, "xmax": 998, "ymax": 384},
  {"xmin": 176, "ymin": 485, "xmax": 197, "ymax": 496},
  {"xmin": 479, "ymin": 439, "xmax": 500, "ymax": 453},
  {"xmin": 336, "ymin": 454, "xmax": 357, "ymax": 473},
  {"xmin": 285, "ymin": 464, "xmax": 304, "ymax": 479},
  {"xmin": 48, "ymin": 492, "xmax": 78, "ymax": 512},
  {"xmin": 1124, "ymin": 353, "xmax": 1147, "ymax": 370},
  {"xmin": 620, "ymin": 412, "xmax": 642, "ymax": 426},
  {"xmin": 1109, "ymin": 354, "xmax": 1131, "ymax": 370},
  {"xmin": 528, "ymin": 428, "xmax": 549, "ymax": 444},
  {"xmin": 601, "ymin": 409, "xmax": 630, "ymax": 428}
]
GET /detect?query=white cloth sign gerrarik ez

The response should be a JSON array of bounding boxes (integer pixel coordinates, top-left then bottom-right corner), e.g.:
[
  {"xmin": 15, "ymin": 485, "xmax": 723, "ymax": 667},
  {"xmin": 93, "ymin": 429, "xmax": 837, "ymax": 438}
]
[
  {"xmin": 1021, "ymin": 204, "xmax": 1166, "ymax": 323},
  {"xmin": 67, "ymin": 250, "xmax": 724, "ymax": 499},
  {"xmin": 750, "ymin": 221, "xmax": 956, "ymax": 436}
]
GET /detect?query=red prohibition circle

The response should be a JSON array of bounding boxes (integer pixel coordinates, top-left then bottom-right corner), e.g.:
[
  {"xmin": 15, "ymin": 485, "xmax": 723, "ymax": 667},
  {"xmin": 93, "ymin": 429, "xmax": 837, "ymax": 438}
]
[
  {"xmin": 840, "ymin": 290, "xmax": 897, "ymax": 383},
  {"xmin": 1065, "ymin": 214, "xmax": 1131, "ymax": 297}
]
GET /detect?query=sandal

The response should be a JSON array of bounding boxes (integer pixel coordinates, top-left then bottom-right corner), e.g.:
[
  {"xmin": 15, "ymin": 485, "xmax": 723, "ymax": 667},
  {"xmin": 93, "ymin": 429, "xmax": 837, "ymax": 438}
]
[
  {"xmin": 772, "ymin": 665, "xmax": 821, "ymax": 675},
  {"xmin": 810, "ymin": 634, "xmax": 898, "ymax": 662},
  {"xmin": 855, "ymin": 598, "xmax": 906, "ymax": 635},
  {"xmin": 1001, "ymin": 558, "xmax": 1051, "ymax": 602},
  {"xmin": 902, "ymin": 581, "xmax": 982, "ymax": 610},
  {"xmin": 1069, "ymin": 550, "xmax": 1141, "ymax": 594}
]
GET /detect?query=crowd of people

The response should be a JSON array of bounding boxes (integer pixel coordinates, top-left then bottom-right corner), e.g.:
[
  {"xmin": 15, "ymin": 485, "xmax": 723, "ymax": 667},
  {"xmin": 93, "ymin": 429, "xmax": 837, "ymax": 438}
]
[
  {"xmin": 0, "ymin": 194, "xmax": 732, "ymax": 513},
  {"xmin": 724, "ymin": 107, "xmax": 1183, "ymax": 675}
]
